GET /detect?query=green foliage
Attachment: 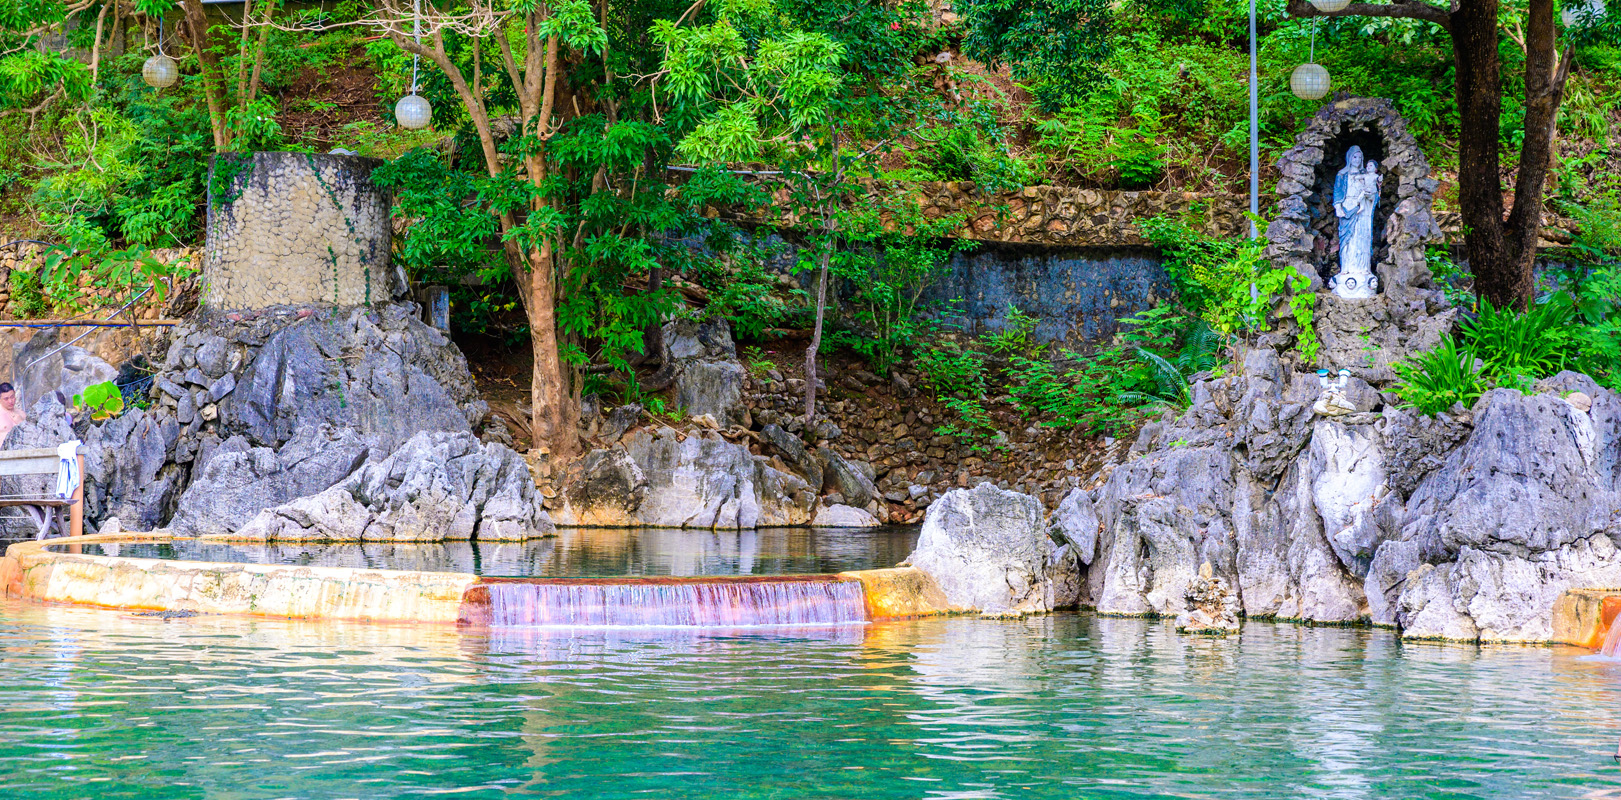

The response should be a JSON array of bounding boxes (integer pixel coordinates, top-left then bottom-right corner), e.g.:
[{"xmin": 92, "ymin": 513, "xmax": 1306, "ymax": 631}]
[
  {"xmin": 696, "ymin": 246, "xmax": 808, "ymax": 341},
  {"xmin": 827, "ymin": 201, "xmax": 969, "ymax": 374},
  {"xmin": 1141, "ymin": 215, "xmax": 1317, "ymax": 362},
  {"xmin": 959, "ymin": 0, "xmax": 1113, "ymax": 112},
  {"xmin": 917, "ymin": 338, "xmax": 989, "ymax": 401},
  {"xmin": 1392, "ymin": 335, "xmax": 1487, "ymax": 415},
  {"xmin": 8, "ymin": 266, "xmax": 46, "ymax": 317},
  {"xmin": 983, "ymin": 304, "xmax": 1042, "ymax": 359},
  {"xmin": 72, "ymin": 381, "xmax": 126, "ymax": 422},
  {"xmin": 1461, "ymin": 298, "xmax": 1573, "ymax": 384}
]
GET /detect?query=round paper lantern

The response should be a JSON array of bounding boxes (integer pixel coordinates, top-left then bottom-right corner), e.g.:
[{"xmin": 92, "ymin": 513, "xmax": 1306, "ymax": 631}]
[
  {"xmin": 1311, "ymin": 0, "xmax": 1352, "ymax": 12},
  {"xmin": 1291, "ymin": 63, "xmax": 1331, "ymax": 101},
  {"xmin": 394, "ymin": 94, "xmax": 432, "ymax": 130},
  {"xmin": 142, "ymin": 55, "xmax": 178, "ymax": 89}
]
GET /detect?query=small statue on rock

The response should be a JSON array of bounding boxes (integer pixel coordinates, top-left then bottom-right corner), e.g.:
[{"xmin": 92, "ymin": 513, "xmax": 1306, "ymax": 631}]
[
  {"xmin": 1312, "ymin": 368, "xmax": 1358, "ymax": 416},
  {"xmin": 1175, "ymin": 562, "xmax": 1241, "ymax": 635}
]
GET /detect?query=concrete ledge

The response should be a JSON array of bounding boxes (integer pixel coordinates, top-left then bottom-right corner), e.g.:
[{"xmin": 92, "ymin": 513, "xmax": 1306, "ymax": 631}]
[
  {"xmin": 2, "ymin": 532, "xmax": 476, "ymax": 623},
  {"xmin": 1552, "ymin": 588, "xmax": 1621, "ymax": 649},
  {"xmin": 841, "ymin": 567, "xmax": 965, "ymax": 620}
]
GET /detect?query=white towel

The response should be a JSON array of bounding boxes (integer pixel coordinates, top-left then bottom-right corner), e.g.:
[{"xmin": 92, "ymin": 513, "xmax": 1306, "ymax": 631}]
[{"xmin": 55, "ymin": 441, "xmax": 80, "ymax": 500}]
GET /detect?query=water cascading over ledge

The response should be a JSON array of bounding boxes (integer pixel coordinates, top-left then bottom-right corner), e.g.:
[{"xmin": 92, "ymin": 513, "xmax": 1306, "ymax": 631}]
[{"xmin": 459, "ymin": 576, "xmax": 869, "ymax": 627}]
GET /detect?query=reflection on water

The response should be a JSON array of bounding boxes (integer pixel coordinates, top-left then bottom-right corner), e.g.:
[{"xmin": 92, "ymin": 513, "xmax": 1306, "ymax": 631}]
[
  {"xmin": 51, "ymin": 526, "xmax": 921, "ymax": 577},
  {"xmin": 3, "ymin": 596, "xmax": 1621, "ymax": 799}
]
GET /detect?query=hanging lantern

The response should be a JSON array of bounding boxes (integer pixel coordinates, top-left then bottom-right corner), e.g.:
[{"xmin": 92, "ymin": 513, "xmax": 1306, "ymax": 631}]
[
  {"xmin": 142, "ymin": 54, "xmax": 178, "ymax": 89},
  {"xmin": 1291, "ymin": 63, "xmax": 1331, "ymax": 100},
  {"xmin": 1310, "ymin": 0, "xmax": 1352, "ymax": 12},
  {"xmin": 395, "ymin": 94, "xmax": 432, "ymax": 130}
]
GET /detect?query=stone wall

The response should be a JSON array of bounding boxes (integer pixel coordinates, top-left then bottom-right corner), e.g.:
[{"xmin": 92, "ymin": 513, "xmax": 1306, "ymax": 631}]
[
  {"xmin": 204, "ymin": 152, "xmax": 404, "ymax": 310},
  {"xmin": 722, "ymin": 181, "xmax": 1252, "ymax": 247}
]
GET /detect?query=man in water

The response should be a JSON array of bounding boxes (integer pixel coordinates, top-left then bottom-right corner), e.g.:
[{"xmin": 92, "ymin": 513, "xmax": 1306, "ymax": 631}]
[{"xmin": 0, "ymin": 382, "xmax": 25, "ymax": 443}]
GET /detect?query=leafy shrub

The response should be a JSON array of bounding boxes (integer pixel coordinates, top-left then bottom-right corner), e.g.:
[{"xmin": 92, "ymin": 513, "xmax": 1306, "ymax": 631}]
[
  {"xmin": 917, "ymin": 339, "xmax": 988, "ymax": 400},
  {"xmin": 983, "ymin": 304, "xmax": 1043, "ymax": 359},
  {"xmin": 828, "ymin": 202, "xmax": 967, "ymax": 374},
  {"xmin": 8, "ymin": 267, "xmax": 46, "ymax": 317},
  {"xmin": 1141, "ymin": 215, "xmax": 1317, "ymax": 361},
  {"xmin": 1392, "ymin": 335, "xmax": 1487, "ymax": 415},
  {"xmin": 1460, "ymin": 299, "xmax": 1573, "ymax": 383},
  {"xmin": 704, "ymin": 254, "xmax": 807, "ymax": 341}
]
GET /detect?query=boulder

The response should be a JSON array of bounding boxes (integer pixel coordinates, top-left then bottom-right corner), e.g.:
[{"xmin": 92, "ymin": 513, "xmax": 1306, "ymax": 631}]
[
  {"xmin": 817, "ymin": 446, "xmax": 878, "ymax": 509},
  {"xmin": 236, "ymin": 431, "xmax": 551, "ymax": 542},
  {"xmin": 168, "ymin": 425, "xmax": 370, "ymax": 535},
  {"xmin": 554, "ymin": 428, "xmax": 815, "ymax": 529},
  {"xmin": 905, "ymin": 483, "xmax": 1078, "ymax": 615},
  {"xmin": 761, "ymin": 423, "xmax": 822, "ymax": 491},
  {"xmin": 664, "ymin": 317, "xmax": 748, "ymax": 427},
  {"xmin": 13, "ymin": 332, "xmax": 119, "ymax": 410},
  {"xmin": 1175, "ymin": 562, "xmax": 1241, "ymax": 634},
  {"xmin": 812, "ymin": 504, "xmax": 880, "ymax": 528},
  {"xmin": 1383, "ymin": 384, "xmax": 1621, "ymax": 641},
  {"xmin": 79, "ymin": 405, "xmax": 184, "ymax": 531}
]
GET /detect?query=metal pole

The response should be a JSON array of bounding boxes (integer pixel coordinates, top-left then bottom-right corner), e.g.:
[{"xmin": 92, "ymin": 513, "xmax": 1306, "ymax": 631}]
[{"xmin": 1249, "ymin": 0, "xmax": 1259, "ymax": 239}]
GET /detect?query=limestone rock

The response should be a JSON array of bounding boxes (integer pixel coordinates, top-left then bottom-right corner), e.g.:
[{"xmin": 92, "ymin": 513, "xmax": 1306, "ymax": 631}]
[
  {"xmin": 762, "ymin": 423, "xmax": 822, "ymax": 491},
  {"xmin": 905, "ymin": 483, "xmax": 1078, "ymax": 615},
  {"xmin": 1049, "ymin": 487, "xmax": 1100, "ymax": 565},
  {"xmin": 553, "ymin": 428, "xmax": 814, "ymax": 529},
  {"xmin": 1385, "ymin": 385, "xmax": 1621, "ymax": 641},
  {"xmin": 1175, "ymin": 562, "xmax": 1241, "ymax": 634},
  {"xmin": 219, "ymin": 305, "xmax": 484, "ymax": 455},
  {"xmin": 817, "ymin": 446, "xmax": 878, "ymax": 508},
  {"xmin": 812, "ymin": 504, "xmax": 880, "ymax": 528},
  {"xmin": 237, "ymin": 431, "xmax": 551, "ymax": 542},
  {"xmin": 664, "ymin": 317, "xmax": 747, "ymax": 427},
  {"xmin": 169, "ymin": 425, "xmax": 370, "ymax": 535}
]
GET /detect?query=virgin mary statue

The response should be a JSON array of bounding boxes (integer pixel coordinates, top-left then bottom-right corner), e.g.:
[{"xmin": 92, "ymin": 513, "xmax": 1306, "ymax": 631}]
[{"xmin": 1331, "ymin": 145, "xmax": 1381, "ymax": 299}]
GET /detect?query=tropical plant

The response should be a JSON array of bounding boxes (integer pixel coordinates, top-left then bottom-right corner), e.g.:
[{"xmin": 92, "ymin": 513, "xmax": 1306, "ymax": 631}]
[
  {"xmin": 1392, "ymin": 335, "xmax": 1488, "ymax": 415},
  {"xmin": 1459, "ymin": 298, "xmax": 1573, "ymax": 382}
]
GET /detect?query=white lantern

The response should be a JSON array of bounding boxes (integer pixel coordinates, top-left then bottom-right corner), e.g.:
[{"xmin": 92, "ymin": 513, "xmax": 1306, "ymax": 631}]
[
  {"xmin": 394, "ymin": 94, "xmax": 432, "ymax": 130},
  {"xmin": 1311, "ymin": 0, "xmax": 1352, "ymax": 12},
  {"xmin": 1291, "ymin": 63, "xmax": 1331, "ymax": 101},
  {"xmin": 142, "ymin": 55, "xmax": 178, "ymax": 89}
]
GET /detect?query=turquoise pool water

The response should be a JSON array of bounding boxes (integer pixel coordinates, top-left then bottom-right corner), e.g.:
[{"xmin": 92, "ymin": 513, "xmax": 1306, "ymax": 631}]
[
  {"xmin": 2, "ymin": 596, "xmax": 1619, "ymax": 799},
  {"xmin": 46, "ymin": 526, "xmax": 920, "ymax": 577}
]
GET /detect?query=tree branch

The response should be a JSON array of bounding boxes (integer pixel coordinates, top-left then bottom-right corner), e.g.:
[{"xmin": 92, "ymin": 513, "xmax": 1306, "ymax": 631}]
[{"xmin": 1285, "ymin": 0, "xmax": 1451, "ymax": 30}]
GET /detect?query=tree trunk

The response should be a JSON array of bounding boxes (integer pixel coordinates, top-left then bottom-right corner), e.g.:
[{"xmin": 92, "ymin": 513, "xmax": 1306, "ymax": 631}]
[
  {"xmin": 1501, "ymin": 0, "xmax": 1571, "ymax": 309},
  {"xmin": 181, "ymin": 0, "xmax": 231, "ymax": 151},
  {"xmin": 528, "ymin": 242, "xmax": 577, "ymax": 461},
  {"xmin": 1450, "ymin": 0, "xmax": 1515, "ymax": 308}
]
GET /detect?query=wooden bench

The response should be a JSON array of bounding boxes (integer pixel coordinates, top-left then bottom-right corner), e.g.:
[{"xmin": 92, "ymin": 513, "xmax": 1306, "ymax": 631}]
[{"xmin": 0, "ymin": 446, "xmax": 83, "ymax": 540}]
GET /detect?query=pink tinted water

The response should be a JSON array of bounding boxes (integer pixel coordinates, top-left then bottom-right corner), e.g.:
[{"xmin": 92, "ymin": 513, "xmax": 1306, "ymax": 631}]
[{"xmin": 479, "ymin": 578, "xmax": 868, "ymax": 627}]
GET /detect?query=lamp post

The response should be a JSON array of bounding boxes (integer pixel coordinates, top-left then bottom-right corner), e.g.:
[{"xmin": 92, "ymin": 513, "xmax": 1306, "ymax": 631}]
[{"xmin": 1248, "ymin": 0, "xmax": 1258, "ymax": 239}]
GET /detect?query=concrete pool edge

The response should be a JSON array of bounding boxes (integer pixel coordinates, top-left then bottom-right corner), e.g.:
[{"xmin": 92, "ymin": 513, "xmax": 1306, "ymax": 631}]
[{"xmin": 1, "ymin": 533, "xmax": 961, "ymax": 624}]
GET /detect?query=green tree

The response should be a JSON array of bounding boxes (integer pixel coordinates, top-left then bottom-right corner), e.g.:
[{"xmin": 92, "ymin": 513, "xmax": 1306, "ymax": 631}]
[{"xmin": 959, "ymin": 0, "xmax": 1113, "ymax": 111}]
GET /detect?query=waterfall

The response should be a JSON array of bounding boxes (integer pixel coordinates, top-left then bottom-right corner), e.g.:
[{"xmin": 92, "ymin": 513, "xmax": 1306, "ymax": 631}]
[
  {"xmin": 1602, "ymin": 611, "xmax": 1621, "ymax": 657},
  {"xmin": 461, "ymin": 576, "xmax": 869, "ymax": 627}
]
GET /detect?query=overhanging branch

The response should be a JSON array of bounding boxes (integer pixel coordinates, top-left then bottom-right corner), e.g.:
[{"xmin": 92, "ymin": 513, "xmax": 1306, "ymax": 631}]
[{"xmin": 1285, "ymin": 0, "xmax": 1451, "ymax": 30}]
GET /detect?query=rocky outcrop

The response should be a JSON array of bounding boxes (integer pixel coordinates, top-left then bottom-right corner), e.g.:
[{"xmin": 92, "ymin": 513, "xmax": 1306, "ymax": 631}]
[
  {"xmin": 812, "ymin": 504, "xmax": 881, "ymax": 528},
  {"xmin": 169, "ymin": 425, "xmax": 370, "ymax": 535},
  {"xmin": 214, "ymin": 304, "xmax": 485, "ymax": 453},
  {"xmin": 904, "ymin": 483, "xmax": 1080, "ymax": 615},
  {"xmin": 553, "ymin": 427, "xmax": 815, "ymax": 528},
  {"xmin": 236, "ymin": 431, "xmax": 550, "ymax": 542},
  {"xmin": 1377, "ymin": 376, "xmax": 1621, "ymax": 641},
  {"xmin": 665, "ymin": 317, "xmax": 747, "ymax": 428},
  {"xmin": 1083, "ymin": 348, "xmax": 1621, "ymax": 642}
]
